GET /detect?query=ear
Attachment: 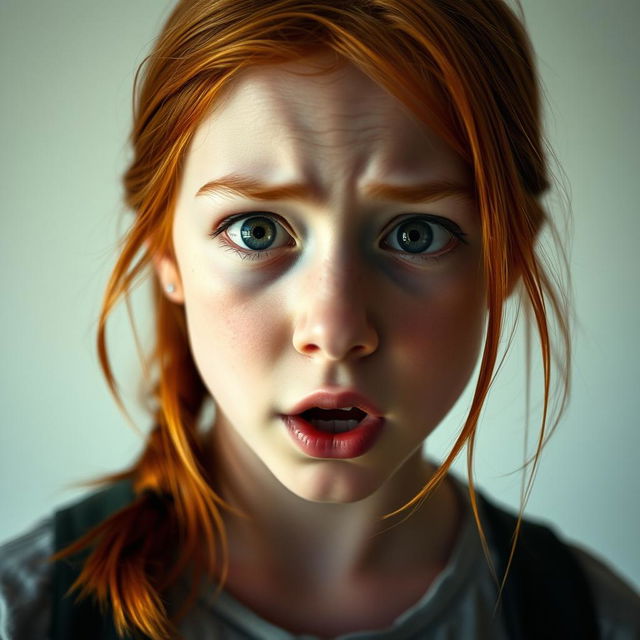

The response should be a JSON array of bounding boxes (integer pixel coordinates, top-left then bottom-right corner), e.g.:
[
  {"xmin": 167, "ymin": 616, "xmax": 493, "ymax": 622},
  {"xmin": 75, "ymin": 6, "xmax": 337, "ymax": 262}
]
[{"xmin": 151, "ymin": 249, "xmax": 185, "ymax": 304}]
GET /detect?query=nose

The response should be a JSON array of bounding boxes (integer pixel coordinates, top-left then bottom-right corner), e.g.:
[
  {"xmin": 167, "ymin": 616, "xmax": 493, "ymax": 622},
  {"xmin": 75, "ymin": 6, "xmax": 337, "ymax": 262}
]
[{"xmin": 291, "ymin": 251, "xmax": 379, "ymax": 362}]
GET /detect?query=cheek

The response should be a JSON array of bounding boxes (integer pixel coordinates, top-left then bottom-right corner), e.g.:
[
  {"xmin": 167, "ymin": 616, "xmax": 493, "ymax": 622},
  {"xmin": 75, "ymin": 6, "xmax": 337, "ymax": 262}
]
[
  {"xmin": 391, "ymin": 268, "xmax": 486, "ymax": 411},
  {"xmin": 181, "ymin": 267, "xmax": 288, "ymax": 400},
  {"xmin": 399, "ymin": 264, "xmax": 484, "ymax": 346}
]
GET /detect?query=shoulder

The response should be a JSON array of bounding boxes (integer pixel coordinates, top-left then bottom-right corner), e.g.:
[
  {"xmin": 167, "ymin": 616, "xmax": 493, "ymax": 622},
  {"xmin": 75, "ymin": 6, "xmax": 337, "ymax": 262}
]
[
  {"xmin": 0, "ymin": 483, "xmax": 135, "ymax": 640},
  {"xmin": 54, "ymin": 479, "xmax": 135, "ymax": 547},
  {"xmin": 476, "ymin": 490, "xmax": 640, "ymax": 639},
  {"xmin": 570, "ymin": 543, "xmax": 640, "ymax": 640},
  {"xmin": 0, "ymin": 519, "xmax": 53, "ymax": 640}
]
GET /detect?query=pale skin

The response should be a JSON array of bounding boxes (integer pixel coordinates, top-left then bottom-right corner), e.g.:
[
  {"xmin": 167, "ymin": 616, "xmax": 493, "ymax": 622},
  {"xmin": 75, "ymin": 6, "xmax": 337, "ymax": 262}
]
[{"xmin": 155, "ymin": 53, "xmax": 487, "ymax": 636}]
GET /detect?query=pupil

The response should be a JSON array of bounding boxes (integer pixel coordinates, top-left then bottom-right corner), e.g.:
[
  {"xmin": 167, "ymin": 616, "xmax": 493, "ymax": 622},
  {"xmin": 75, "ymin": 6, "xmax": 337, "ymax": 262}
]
[
  {"xmin": 398, "ymin": 220, "xmax": 433, "ymax": 253},
  {"xmin": 241, "ymin": 216, "xmax": 276, "ymax": 250}
]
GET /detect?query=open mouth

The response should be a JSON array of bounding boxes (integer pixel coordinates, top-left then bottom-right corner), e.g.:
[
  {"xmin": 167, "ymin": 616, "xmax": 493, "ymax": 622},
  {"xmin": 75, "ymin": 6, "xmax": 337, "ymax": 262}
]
[
  {"xmin": 282, "ymin": 400, "xmax": 385, "ymax": 458},
  {"xmin": 299, "ymin": 407, "xmax": 368, "ymax": 433}
]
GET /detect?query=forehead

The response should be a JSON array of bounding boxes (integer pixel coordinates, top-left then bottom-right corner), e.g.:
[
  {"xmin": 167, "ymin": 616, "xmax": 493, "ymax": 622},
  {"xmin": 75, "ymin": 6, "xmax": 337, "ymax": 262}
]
[{"xmin": 182, "ymin": 56, "xmax": 470, "ymax": 192}]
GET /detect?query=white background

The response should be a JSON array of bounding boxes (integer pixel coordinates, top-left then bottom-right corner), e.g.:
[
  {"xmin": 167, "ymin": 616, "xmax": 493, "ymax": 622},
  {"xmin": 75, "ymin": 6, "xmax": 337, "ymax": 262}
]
[{"xmin": 1, "ymin": 0, "xmax": 638, "ymax": 590}]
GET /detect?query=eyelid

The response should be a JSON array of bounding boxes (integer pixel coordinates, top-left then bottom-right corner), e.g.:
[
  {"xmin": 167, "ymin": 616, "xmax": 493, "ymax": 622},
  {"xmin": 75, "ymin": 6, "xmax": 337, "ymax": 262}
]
[
  {"xmin": 209, "ymin": 211, "xmax": 298, "ymax": 243},
  {"xmin": 211, "ymin": 212, "xmax": 466, "ymax": 239},
  {"xmin": 380, "ymin": 213, "xmax": 468, "ymax": 243},
  {"xmin": 210, "ymin": 211, "xmax": 468, "ymax": 261}
]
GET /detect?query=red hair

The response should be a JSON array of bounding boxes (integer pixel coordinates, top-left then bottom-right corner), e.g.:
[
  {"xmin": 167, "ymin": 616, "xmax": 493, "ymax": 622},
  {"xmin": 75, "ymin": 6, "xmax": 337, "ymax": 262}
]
[{"xmin": 53, "ymin": 1, "xmax": 570, "ymax": 637}]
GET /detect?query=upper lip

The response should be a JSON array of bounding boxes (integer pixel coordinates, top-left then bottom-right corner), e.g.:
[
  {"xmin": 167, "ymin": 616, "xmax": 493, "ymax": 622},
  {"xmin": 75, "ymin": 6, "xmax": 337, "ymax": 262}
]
[{"xmin": 284, "ymin": 389, "xmax": 383, "ymax": 417}]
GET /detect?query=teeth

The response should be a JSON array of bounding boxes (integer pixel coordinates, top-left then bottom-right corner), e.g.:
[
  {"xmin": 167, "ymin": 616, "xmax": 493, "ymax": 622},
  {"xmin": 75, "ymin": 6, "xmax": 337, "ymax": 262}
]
[{"xmin": 309, "ymin": 418, "xmax": 360, "ymax": 433}]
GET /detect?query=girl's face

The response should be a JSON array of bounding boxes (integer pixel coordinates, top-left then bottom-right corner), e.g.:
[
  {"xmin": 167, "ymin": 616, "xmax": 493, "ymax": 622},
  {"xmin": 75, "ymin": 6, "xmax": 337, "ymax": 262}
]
[{"xmin": 158, "ymin": 56, "xmax": 486, "ymax": 504}]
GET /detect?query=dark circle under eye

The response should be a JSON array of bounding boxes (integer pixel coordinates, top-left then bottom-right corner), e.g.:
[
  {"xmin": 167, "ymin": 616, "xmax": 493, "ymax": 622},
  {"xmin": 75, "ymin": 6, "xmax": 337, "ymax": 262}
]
[
  {"xmin": 396, "ymin": 219, "xmax": 434, "ymax": 254},
  {"xmin": 240, "ymin": 216, "xmax": 276, "ymax": 250}
]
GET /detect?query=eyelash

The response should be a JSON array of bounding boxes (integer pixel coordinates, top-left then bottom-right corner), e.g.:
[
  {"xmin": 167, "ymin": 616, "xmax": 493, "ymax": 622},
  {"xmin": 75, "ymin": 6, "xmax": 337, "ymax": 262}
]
[{"xmin": 208, "ymin": 212, "xmax": 468, "ymax": 263}]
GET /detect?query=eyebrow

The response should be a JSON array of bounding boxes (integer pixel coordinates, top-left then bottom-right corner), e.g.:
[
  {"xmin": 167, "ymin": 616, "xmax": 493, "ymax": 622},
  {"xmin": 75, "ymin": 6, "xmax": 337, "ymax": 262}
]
[
  {"xmin": 196, "ymin": 174, "xmax": 473, "ymax": 204},
  {"xmin": 196, "ymin": 175, "xmax": 322, "ymax": 204}
]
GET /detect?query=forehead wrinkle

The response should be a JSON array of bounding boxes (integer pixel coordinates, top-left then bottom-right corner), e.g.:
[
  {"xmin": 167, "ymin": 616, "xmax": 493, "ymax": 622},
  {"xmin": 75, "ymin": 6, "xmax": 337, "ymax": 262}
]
[
  {"xmin": 248, "ymin": 84, "xmax": 393, "ymax": 198},
  {"xmin": 284, "ymin": 123, "xmax": 389, "ymax": 153},
  {"xmin": 211, "ymin": 77, "xmax": 310, "ymax": 185},
  {"xmin": 201, "ymin": 61, "xmax": 468, "ymax": 207},
  {"xmin": 258, "ymin": 66, "xmax": 392, "ymax": 143}
]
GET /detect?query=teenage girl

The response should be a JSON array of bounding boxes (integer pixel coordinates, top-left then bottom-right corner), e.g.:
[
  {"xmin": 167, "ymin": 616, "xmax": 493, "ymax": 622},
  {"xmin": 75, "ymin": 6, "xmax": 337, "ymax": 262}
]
[{"xmin": 1, "ymin": 1, "xmax": 638, "ymax": 639}]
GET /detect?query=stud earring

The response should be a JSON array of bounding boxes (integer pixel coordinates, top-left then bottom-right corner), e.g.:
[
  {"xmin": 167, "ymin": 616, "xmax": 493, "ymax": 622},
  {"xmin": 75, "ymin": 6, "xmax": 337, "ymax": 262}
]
[{"xmin": 165, "ymin": 283, "xmax": 176, "ymax": 294}]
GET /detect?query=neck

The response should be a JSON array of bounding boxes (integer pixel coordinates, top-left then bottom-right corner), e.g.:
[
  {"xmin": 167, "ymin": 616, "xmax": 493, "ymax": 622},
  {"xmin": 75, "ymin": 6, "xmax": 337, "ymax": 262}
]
[{"xmin": 206, "ymin": 424, "xmax": 461, "ymax": 592}]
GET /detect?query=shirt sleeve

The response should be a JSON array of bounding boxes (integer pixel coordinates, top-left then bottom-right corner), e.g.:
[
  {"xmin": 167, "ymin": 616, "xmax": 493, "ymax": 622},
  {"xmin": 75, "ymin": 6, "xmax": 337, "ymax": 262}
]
[
  {"xmin": 571, "ymin": 544, "xmax": 640, "ymax": 640},
  {"xmin": 0, "ymin": 519, "xmax": 53, "ymax": 640}
]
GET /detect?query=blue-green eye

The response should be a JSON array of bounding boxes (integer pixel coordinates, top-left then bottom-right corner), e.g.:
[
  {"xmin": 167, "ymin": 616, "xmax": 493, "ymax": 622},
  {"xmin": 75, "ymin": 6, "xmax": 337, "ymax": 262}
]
[
  {"xmin": 210, "ymin": 212, "xmax": 465, "ymax": 263},
  {"xmin": 383, "ymin": 216, "xmax": 464, "ymax": 256},
  {"xmin": 226, "ymin": 214, "xmax": 291, "ymax": 251}
]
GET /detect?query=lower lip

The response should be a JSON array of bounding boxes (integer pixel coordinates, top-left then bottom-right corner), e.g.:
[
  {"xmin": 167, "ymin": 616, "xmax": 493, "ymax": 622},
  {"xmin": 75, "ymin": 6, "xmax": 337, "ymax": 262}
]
[{"xmin": 280, "ymin": 414, "xmax": 385, "ymax": 459}]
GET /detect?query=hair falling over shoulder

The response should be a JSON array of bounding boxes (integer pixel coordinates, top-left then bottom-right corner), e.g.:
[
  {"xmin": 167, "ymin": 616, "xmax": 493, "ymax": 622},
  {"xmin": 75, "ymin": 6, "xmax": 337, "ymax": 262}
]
[{"xmin": 51, "ymin": 1, "xmax": 571, "ymax": 637}]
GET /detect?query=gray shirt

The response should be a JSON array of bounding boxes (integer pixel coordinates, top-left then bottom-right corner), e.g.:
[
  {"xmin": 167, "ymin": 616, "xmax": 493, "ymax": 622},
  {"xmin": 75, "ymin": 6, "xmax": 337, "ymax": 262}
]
[{"xmin": 1, "ymin": 490, "xmax": 639, "ymax": 640}]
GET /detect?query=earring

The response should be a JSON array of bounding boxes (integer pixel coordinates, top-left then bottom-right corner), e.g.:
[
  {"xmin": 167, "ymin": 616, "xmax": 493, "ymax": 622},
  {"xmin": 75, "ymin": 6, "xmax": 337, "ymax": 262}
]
[{"xmin": 165, "ymin": 283, "xmax": 176, "ymax": 294}]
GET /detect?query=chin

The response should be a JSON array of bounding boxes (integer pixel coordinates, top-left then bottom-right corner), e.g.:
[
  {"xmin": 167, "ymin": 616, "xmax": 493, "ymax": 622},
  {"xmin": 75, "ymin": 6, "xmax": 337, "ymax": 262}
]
[{"xmin": 278, "ymin": 459, "xmax": 384, "ymax": 504}]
